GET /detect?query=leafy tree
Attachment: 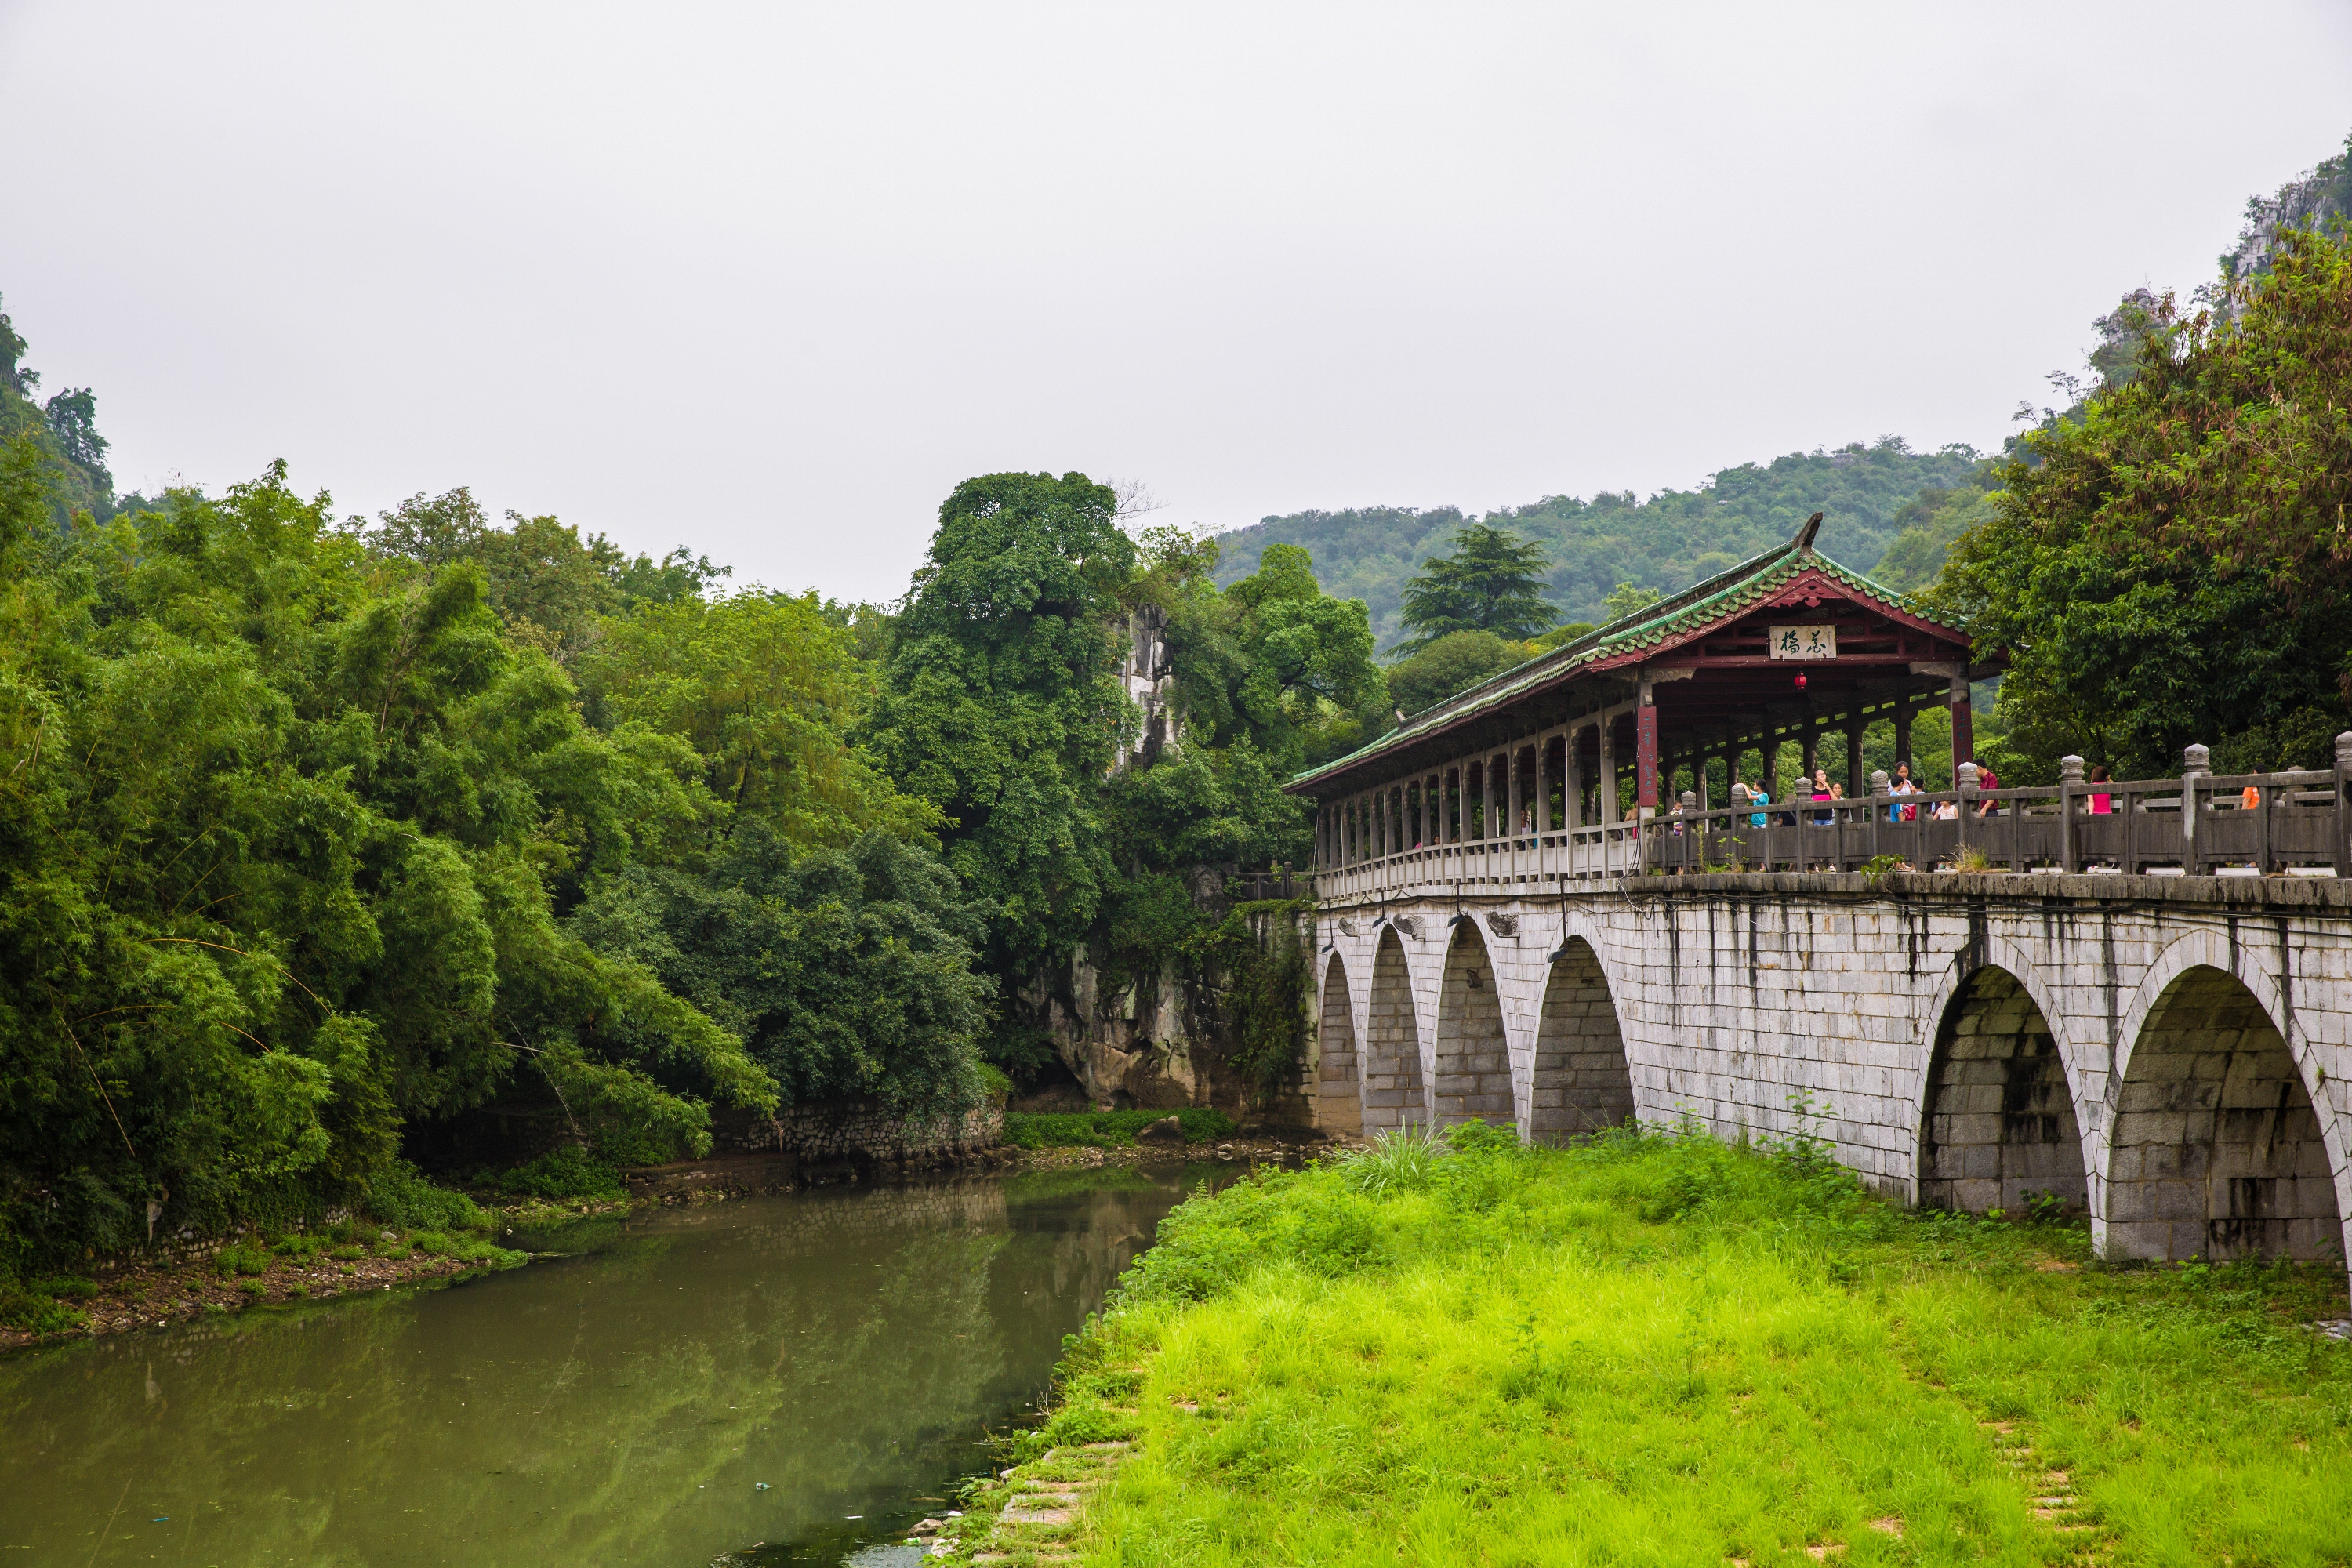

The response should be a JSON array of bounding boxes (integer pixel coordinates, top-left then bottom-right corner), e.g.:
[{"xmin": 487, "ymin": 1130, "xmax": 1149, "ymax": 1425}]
[
  {"xmin": 871, "ymin": 472, "xmax": 1135, "ymax": 984},
  {"xmin": 583, "ymin": 590, "xmax": 933, "ymax": 855},
  {"xmin": 0, "ymin": 298, "xmax": 112, "ymax": 526},
  {"xmin": 572, "ymin": 826, "xmax": 991, "ymax": 1114},
  {"xmin": 0, "ymin": 456, "xmax": 773, "ymax": 1270},
  {"xmin": 41, "ymin": 389, "xmax": 107, "ymax": 485},
  {"xmin": 1939, "ymin": 227, "xmax": 2352, "ymax": 780},
  {"xmin": 1385, "ymin": 630, "xmax": 1531, "ymax": 719},
  {"xmin": 1530, "ymin": 621, "xmax": 1595, "ymax": 650},
  {"xmin": 1601, "ymin": 582, "xmax": 1662, "ymax": 624},
  {"xmin": 0, "ymin": 298, "xmax": 30, "ymax": 396},
  {"xmin": 368, "ymin": 490, "xmax": 732, "ymax": 663},
  {"xmin": 1160, "ymin": 540, "xmax": 1381, "ymax": 773},
  {"xmin": 1393, "ymin": 524, "xmax": 1555, "ymax": 653}
]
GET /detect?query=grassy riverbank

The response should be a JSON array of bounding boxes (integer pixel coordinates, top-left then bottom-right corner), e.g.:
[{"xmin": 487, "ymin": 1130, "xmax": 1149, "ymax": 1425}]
[
  {"xmin": 954, "ymin": 1120, "xmax": 2352, "ymax": 1566},
  {"xmin": 0, "ymin": 1169, "xmax": 527, "ymax": 1350}
]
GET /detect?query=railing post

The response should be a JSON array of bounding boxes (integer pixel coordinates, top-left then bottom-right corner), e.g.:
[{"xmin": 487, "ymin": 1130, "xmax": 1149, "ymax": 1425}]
[
  {"xmin": 1680, "ymin": 790, "xmax": 1698, "ymax": 873},
  {"xmin": 2057, "ymin": 755, "xmax": 2082, "ymax": 873},
  {"xmin": 2183, "ymin": 743, "xmax": 2210, "ymax": 876},
  {"xmin": 1957, "ymin": 762, "xmax": 1978, "ymax": 864},
  {"xmin": 1730, "ymin": 782, "xmax": 1750, "ymax": 870},
  {"xmin": 1870, "ymin": 768, "xmax": 1889, "ymax": 866},
  {"xmin": 2336, "ymin": 732, "xmax": 2352, "ymax": 877}
]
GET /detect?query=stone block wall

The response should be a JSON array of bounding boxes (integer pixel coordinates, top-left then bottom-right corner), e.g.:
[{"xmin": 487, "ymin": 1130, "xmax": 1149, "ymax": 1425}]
[
  {"xmin": 2106, "ymin": 965, "xmax": 2336, "ymax": 1261},
  {"xmin": 708, "ymin": 1098, "xmax": 1005, "ymax": 1163},
  {"xmin": 1530, "ymin": 937, "xmax": 1637, "ymax": 1139},
  {"xmin": 1433, "ymin": 923, "xmax": 1512, "ymax": 1124},
  {"xmin": 1311, "ymin": 871, "xmax": 2352, "ymax": 1262},
  {"xmin": 1363, "ymin": 934, "xmax": 1427, "ymax": 1131},
  {"xmin": 1314, "ymin": 950, "xmax": 1363, "ymax": 1136},
  {"xmin": 1920, "ymin": 967, "xmax": 2085, "ymax": 1214}
]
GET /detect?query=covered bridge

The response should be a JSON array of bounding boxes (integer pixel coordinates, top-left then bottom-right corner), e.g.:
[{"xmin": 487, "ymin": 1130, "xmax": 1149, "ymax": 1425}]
[{"xmin": 1287, "ymin": 514, "xmax": 2002, "ymax": 887}]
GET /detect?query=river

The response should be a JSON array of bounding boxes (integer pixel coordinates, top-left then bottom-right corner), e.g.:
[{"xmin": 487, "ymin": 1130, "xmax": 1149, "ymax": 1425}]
[{"xmin": 0, "ymin": 1162, "xmax": 1227, "ymax": 1566}]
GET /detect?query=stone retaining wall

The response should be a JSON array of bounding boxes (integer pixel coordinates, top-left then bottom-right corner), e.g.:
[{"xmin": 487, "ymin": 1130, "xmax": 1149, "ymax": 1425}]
[{"xmin": 706, "ymin": 1096, "xmax": 1005, "ymax": 1163}]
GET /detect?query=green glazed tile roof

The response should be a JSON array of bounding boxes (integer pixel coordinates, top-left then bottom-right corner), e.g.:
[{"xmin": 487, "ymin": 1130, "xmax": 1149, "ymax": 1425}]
[{"xmin": 1286, "ymin": 525, "xmax": 1961, "ymax": 794}]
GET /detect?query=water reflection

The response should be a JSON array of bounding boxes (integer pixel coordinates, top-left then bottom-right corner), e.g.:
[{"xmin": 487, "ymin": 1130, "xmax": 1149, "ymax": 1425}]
[{"xmin": 0, "ymin": 1163, "xmax": 1223, "ymax": 1566}]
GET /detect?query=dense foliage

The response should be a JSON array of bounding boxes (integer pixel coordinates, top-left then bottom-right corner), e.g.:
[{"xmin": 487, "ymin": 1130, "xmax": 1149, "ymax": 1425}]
[
  {"xmin": 1384, "ymin": 630, "xmax": 1535, "ymax": 720},
  {"xmin": 0, "ymin": 457, "xmax": 785, "ymax": 1269},
  {"xmin": 1941, "ymin": 227, "xmax": 2352, "ymax": 779},
  {"xmin": 1215, "ymin": 440, "xmax": 1988, "ymax": 645},
  {"xmin": 1390, "ymin": 523, "xmax": 1555, "ymax": 654}
]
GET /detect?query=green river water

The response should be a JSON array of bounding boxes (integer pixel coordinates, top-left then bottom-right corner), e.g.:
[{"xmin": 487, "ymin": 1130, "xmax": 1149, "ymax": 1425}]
[{"xmin": 0, "ymin": 1163, "xmax": 1226, "ymax": 1567}]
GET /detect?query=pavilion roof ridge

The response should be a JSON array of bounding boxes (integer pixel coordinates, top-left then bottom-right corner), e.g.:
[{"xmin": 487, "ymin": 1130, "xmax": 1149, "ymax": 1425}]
[{"xmin": 1285, "ymin": 528, "xmax": 1952, "ymax": 793}]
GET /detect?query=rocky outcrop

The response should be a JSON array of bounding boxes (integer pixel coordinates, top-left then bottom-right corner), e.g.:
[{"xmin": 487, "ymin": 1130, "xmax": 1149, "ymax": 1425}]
[{"xmin": 1022, "ymin": 877, "xmax": 1316, "ymax": 1120}]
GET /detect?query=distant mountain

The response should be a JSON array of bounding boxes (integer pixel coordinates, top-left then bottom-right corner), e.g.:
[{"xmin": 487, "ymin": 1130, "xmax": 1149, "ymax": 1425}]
[{"xmin": 1212, "ymin": 437, "xmax": 1988, "ymax": 651}]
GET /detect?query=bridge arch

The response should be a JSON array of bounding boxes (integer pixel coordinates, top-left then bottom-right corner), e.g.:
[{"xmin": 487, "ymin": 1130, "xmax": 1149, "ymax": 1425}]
[
  {"xmin": 1528, "ymin": 934, "xmax": 1635, "ymax": 1142},
  {"xmin": 1911, "ymin": 937, "xmax": 2092, "ymax": 1214},
  {"xmin": 1432, "ymin": 918, "xmax": 1512, "ymax": 1129},
  {"xmin": 1363, "ymin": 929, "xmax": 1427, "ymax": 1131},
  {"xmin": 2101, "ymin": 931, "xmax": 2347, "ymax": 1261},
  {"xmin": 1314, "ymin": 949, "xmax": 1364, "ymax": 1136}
]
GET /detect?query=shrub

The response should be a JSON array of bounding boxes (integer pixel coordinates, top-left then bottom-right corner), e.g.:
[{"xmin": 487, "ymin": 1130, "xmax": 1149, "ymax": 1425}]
[
  {"xmin": 270, "ymin": 1234, "xmax": 328, "ymax": 1259},
  {"xmin": 1337, "ymin": 1123, "xmax": 1449, "ymax": 1196},
  {"xmin": 31, "ymin": 1276, "xmax": 100, "ymax": 1300},
  {"xmin": 237, "ymin": 1279, "xmax": 267, "ymax": 1298},
  {"xmin": 0, "ymin": 1286, "xmax": 86, "ymax": 1335},
  {"xmin": 330, "ymin": 1244, "xmax": 367, "ymax": 1261},
  {"xmin": 364, "ymin": 1163, "xmax": 489, "ymax": 1234},
  {"xmin": 215, "ymin": 1245, "xmax": 270, "ymax": 1277},
  {"xmin": 411, "ymin": 1232, "xmax": 455, "ymax": 1257},
  {"xmin": 486, "ymin": 1146, "xmax": 626, "ymax": 1203}
]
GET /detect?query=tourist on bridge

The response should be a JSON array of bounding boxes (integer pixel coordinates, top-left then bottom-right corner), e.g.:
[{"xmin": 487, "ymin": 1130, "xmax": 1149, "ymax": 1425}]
[
  {"xmin": 2089, "ymin": 764, "xmax": 2112, "ymax": 815},
  {"xmin": 1745, "ymin": 776, "xmax": 1771, "ymax": 828},
  {"xmin": 1810, "ymin": 768, "xmax": 1835, "ymax": 825},
  {"xmin": 1889, "ymin": 760, "xmax": 1919, "ymax": 822}
]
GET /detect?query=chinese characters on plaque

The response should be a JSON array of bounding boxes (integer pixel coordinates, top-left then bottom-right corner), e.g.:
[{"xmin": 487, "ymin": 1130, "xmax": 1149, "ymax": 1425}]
[{"xmin": 1769, "ymin": 625, "xmax": 1837, "ymax": 660}]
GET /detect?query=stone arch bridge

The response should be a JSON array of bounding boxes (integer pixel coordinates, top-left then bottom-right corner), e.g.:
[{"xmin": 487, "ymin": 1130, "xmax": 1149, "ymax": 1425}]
[
  {"xmin": 1283, "ymin": 519, "xmax": 2352, "ymax": 1262},
  {"xmin": 1305, "ymin": 872, "xmax": 2352, "ymax": 1263}
]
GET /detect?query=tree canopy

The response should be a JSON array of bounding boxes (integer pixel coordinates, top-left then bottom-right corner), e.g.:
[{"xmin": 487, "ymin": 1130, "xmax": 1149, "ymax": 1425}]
[
  {"xmin": 1392, "ymin": 524, "xmax": 1555, "ymax": 654},
  {"xmin": 1940, "ymin": 227, "xmax": 2352, "ymax": 780}
]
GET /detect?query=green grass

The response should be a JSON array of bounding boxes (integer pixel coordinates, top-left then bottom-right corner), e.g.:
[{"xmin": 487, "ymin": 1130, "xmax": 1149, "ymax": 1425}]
[
  {"xmin": 1032, "ymin": 1121, "xmax": 2352, "ymax": 1566},
  {"xmin": 1004, "ymin": 1108, "xmax": 1239, "ymax": 1149}
]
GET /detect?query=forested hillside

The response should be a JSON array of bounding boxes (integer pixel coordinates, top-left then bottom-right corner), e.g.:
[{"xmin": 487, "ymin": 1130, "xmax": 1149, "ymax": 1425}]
[{"xmin": 1213, "ymin": 438, "xmax": 1989, "ymax": 648}]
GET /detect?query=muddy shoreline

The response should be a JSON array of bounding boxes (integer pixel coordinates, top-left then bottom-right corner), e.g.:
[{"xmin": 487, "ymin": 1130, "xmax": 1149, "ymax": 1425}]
[{"xmin": 1, "ymin": 1131, "xmax": 1340, "ymax": 1355}]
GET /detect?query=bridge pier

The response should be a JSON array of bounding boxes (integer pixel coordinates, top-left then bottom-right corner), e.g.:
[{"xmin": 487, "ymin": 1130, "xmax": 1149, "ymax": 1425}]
[{"xmin": 1312, "ymin": 873, "xmax": 2352, "ymax": 1266}]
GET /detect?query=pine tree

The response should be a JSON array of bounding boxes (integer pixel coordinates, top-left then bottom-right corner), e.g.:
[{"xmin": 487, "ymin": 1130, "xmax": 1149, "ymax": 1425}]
[{"xmin": 1392, "ymin": 524, "xmax": 1555, "ymax": 654}]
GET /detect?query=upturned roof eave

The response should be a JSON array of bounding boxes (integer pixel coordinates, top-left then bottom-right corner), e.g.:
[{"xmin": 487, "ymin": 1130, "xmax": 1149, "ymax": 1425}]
[{"xmin": 1284, "ymin": 524, "xmax": 1975, "ymax": 797}]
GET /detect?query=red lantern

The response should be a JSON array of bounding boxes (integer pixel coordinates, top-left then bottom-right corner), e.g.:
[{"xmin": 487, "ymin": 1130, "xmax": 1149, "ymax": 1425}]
[{"xmin": 1794, "ymin": 673, "xmax": 1808, "ymax": 691}]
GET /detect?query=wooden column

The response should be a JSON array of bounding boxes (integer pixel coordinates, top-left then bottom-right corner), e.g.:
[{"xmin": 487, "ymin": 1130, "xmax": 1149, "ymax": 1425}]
[
  {"xmin": 1599, "ymin": 719, "xmax": 1618, "ymax": 824},
  {"xmin": 1566, "ymin": 725, "xmax": 1585, "ymax": 829},
  {"xmin": 1801, "ymin": 724, "xmax": 1819, "ymax": 788},
  {"xmin": 1949, "ymin": 673, "xmax": 1973, "ymax": 774},
  {"xmin": 1846, "ymin": 718, "xmax": 1865, "ymax": 798},
  {"xmin": 1535, "ymin": 735, "xmax": 1551, "ymax": 834},
  {"xmin": 1893, "ymin": 701, "xmax": 1914, "ymax": 778},
  {"xmin": 1635, "ymin": 677, "xmax": 1660, "ymax": 816}
]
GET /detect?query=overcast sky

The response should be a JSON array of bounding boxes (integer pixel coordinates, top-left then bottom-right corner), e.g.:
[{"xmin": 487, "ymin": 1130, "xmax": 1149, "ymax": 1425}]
[{"xmin": 2, "ymin": 4, "xmax": 2349, "ymax": 602}]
